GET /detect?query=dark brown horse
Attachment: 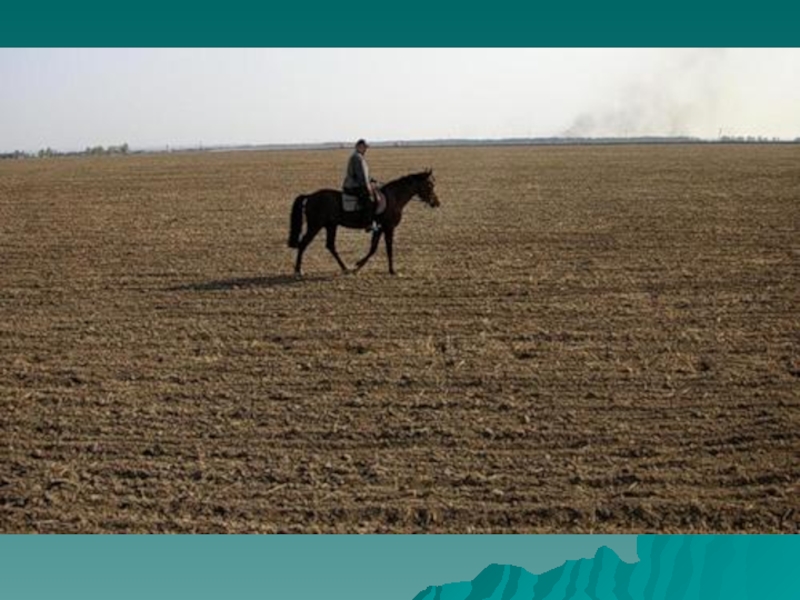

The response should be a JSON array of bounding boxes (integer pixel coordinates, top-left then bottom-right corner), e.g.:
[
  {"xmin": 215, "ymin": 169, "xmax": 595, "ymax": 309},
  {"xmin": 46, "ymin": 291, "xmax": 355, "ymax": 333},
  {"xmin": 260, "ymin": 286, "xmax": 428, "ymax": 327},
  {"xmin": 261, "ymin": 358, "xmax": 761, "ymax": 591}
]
[{"xmin": 287, "ymin": 170, "xmax": 439, "ymax": 275}]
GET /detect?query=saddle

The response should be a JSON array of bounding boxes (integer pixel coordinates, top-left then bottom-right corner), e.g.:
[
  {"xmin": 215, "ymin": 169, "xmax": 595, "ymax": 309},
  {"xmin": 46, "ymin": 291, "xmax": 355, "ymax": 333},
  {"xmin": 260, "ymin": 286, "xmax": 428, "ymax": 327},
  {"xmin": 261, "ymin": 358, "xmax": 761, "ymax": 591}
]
[{"xmin": 342, "ymin": 188, "xmax": 386, "ymax": 214}]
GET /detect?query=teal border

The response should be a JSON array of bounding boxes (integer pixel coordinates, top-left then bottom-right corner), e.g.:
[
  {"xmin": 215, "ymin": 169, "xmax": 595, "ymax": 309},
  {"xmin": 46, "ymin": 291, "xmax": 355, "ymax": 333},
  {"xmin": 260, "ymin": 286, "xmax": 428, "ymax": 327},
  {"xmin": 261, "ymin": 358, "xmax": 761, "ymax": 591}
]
[
  {"xmin": 3, "ymin": 6, "xmax": 799, "ymax": 600},
  {"xmin": 3, "ymin": 0, "xmax": 800, "ymax": 46},
  {"xmin": 0, "ymin": 535, "xmax": 798, "ymax": 599}
]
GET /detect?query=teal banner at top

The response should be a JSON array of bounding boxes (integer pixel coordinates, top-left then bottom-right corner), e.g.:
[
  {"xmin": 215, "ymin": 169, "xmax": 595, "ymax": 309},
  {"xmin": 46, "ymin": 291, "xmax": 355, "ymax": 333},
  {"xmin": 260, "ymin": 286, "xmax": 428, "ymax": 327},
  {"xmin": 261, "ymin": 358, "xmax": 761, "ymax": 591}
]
[{"xmin": 2, "ymin": 0, "xmax": 800, "ymax": 46}]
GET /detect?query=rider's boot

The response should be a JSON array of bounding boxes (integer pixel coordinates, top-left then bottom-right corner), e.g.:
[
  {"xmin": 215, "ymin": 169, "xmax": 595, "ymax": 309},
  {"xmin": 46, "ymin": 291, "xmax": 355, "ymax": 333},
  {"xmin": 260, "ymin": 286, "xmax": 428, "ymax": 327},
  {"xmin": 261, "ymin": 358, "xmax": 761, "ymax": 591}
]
[{"xmin": 364, "ymin": 201, "xmax": 377, "ymax": 232}]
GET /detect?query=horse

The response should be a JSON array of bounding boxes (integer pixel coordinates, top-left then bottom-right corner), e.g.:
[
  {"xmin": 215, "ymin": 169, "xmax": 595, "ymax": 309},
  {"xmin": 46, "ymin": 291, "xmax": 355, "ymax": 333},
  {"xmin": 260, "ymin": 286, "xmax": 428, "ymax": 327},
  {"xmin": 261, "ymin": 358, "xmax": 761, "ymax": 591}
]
[{"xmin": 287, "ymin": 169, "xmax": 439, "ymax": 276}]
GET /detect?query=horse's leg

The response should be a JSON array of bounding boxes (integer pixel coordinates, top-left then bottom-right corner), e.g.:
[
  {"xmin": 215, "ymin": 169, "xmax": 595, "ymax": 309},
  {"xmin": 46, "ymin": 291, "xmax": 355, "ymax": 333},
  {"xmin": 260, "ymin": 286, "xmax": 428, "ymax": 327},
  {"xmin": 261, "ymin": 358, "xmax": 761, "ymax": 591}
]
[
  {"xmin": 325, "ymin": 225, "xmax": 348, "ymax": 273},
  {"xmin": 384, "ymin": 227, "xmax": 396, "ymax": 275},
  {"xmin": 294, "ymin": 223, "xmax": 323, "ymax": 275},
  {"xmin": 354, "ymin": 229, "xmax": 383, "ymax": 272}
]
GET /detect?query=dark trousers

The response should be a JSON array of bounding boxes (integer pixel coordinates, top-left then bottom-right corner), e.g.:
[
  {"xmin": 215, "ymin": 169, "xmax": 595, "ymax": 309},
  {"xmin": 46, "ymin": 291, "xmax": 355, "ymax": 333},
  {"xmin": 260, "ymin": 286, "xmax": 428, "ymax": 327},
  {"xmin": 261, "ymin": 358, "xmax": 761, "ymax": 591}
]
[{"xmin": 344, "ymin": 187, "xmax": 375, "ymax": 222}]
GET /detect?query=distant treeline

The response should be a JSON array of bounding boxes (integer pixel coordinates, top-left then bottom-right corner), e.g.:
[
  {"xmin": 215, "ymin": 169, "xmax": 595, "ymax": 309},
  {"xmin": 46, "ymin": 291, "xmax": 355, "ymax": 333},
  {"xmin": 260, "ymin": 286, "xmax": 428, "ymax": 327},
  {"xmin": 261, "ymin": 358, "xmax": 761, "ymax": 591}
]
[
  {"xmin": 719, "ymin": 136, "xmax": 790, "ymax": 143},
  {"xmin": 1, "ymin": 143, "xmax": 130, "ymax": 160},
  {"xmin": 389, "ymin": 136, "xmax": 800, "ymax": 147},
  {"xmin": 189, "ymin": 136, "xmax": 800, "ymax": 152},
  {"xmin": 3, "ymin": 137, "xmax": 800, "ymax": 160}
]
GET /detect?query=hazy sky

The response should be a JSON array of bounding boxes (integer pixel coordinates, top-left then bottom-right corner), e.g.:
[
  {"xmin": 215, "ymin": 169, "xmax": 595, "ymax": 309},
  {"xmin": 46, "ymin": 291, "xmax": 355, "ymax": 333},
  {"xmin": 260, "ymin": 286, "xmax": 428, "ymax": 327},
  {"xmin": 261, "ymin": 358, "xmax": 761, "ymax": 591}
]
[{"xmin": 2, "ymin": 48, "xmax": 800, "ymax": 152}]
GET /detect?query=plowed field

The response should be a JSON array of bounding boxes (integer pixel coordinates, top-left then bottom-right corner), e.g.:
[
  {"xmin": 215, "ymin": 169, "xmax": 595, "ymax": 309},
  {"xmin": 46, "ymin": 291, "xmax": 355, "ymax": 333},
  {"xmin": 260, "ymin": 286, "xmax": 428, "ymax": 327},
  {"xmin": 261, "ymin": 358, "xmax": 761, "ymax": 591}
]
[{"xmin": 1, "ymin": 144, "xmax": 798, "ymax": 532}]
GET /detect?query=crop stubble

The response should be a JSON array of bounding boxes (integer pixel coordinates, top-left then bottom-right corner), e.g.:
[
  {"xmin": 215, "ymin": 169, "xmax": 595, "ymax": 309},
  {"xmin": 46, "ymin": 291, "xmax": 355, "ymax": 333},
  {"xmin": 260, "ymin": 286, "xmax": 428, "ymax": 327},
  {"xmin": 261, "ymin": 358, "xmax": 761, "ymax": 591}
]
[{"xmin": 1, "ymin": 144, "xmax": 798, "ymax": 532}]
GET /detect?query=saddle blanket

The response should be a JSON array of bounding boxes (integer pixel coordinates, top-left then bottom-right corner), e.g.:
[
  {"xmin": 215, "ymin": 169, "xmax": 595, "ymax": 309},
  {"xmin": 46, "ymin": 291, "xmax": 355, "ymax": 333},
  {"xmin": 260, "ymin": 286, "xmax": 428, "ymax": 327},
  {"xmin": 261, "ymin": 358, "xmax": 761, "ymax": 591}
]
[{"xmin": 342, "ymin": 190, "xmax": 386, "ymax": 214}]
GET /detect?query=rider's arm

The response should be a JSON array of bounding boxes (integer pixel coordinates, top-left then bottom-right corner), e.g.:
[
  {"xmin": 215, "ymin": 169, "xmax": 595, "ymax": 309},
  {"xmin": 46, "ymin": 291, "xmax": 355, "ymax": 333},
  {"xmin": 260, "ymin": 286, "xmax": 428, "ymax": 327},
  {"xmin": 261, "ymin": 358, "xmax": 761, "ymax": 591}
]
[{"xmin": 357, "ymin": 156, "xmax": 373, "ymax": 196}]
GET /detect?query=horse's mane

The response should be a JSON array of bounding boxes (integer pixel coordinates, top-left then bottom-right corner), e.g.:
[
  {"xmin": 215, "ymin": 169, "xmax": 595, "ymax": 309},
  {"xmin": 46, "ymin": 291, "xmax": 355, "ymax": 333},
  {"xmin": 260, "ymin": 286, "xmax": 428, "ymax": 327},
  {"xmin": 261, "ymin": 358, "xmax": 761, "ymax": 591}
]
[{"xmin": 381, "ymin": 170, "xmax": 430, "ymax": 193}]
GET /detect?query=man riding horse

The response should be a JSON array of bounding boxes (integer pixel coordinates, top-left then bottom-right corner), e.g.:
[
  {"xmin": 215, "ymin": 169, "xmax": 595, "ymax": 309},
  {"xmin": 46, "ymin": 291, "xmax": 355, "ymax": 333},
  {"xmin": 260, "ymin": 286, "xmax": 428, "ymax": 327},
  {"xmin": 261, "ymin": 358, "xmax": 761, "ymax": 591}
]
[
  {"xmin": 288, "ymin": 168, "xmax": 439, "ymax": 276},
  {"xmin": 342, "ymin": 139, "xmax": 379, "ymax": 232}
]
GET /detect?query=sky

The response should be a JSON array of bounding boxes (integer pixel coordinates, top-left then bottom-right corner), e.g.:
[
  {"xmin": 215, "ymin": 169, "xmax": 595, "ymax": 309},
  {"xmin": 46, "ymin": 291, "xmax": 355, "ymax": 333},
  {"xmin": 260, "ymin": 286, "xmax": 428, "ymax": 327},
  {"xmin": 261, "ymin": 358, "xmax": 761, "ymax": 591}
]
[
  {"xmin": 0, "ymin": 534, "xmax": 639, "ymax": 600},
  {"xmin": 1, "ymin": 48, "xmax": 800, "ymax": 153}
]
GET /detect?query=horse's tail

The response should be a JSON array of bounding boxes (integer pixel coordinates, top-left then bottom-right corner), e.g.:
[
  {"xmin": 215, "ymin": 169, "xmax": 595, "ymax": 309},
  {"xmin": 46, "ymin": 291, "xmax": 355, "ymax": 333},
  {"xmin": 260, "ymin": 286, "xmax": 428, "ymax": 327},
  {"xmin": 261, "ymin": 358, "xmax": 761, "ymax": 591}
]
[{"xmin": 288, "ymin": 195, "xmax": 306, "ymax": 248}]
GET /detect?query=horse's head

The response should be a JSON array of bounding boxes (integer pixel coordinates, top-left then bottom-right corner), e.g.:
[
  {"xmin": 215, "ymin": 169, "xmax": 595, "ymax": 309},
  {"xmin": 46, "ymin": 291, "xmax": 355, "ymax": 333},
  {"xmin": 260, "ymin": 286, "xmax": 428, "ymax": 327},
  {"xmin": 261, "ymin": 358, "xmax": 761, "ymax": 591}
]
[
  {"xmin": 415, "ymin": 169, "xmax": 440, "ymax": 208},
  {"xmin": 380, "ymin": 169, "xmax": 440, "ymax": 210}
]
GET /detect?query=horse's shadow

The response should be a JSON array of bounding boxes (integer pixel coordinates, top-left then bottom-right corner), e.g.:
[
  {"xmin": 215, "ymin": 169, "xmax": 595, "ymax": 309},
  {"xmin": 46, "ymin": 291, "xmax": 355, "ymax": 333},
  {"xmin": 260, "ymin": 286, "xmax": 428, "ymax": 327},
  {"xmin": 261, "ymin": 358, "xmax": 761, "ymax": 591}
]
[{"xmin": 168, "ymin": 273, "xmax": 335, "ymax": 292}]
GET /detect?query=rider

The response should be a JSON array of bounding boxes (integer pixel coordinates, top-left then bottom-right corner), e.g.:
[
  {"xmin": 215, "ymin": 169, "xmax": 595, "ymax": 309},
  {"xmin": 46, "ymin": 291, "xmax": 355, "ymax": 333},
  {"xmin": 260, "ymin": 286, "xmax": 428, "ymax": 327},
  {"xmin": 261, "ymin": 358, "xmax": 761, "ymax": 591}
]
[{"xmin": 342, "ymin": 139, "xmax": 379, "ymax": 232}]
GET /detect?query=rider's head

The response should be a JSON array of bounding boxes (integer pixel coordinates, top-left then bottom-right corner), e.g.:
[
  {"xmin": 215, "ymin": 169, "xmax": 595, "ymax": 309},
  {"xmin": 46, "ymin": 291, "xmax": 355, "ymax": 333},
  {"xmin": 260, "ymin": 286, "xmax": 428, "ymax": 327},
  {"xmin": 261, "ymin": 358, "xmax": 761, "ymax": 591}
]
[{"xmin": 356, "ymin": 139, "xmax": 369, "ymax": 154}]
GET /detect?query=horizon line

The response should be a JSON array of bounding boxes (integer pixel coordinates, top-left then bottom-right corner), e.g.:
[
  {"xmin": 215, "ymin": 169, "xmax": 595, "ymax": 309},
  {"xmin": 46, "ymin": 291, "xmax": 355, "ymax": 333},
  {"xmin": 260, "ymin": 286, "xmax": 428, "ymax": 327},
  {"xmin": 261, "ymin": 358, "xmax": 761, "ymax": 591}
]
[{"xmin": 4, "ymin": 134, "xmax": 799, "ymax": 157}]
